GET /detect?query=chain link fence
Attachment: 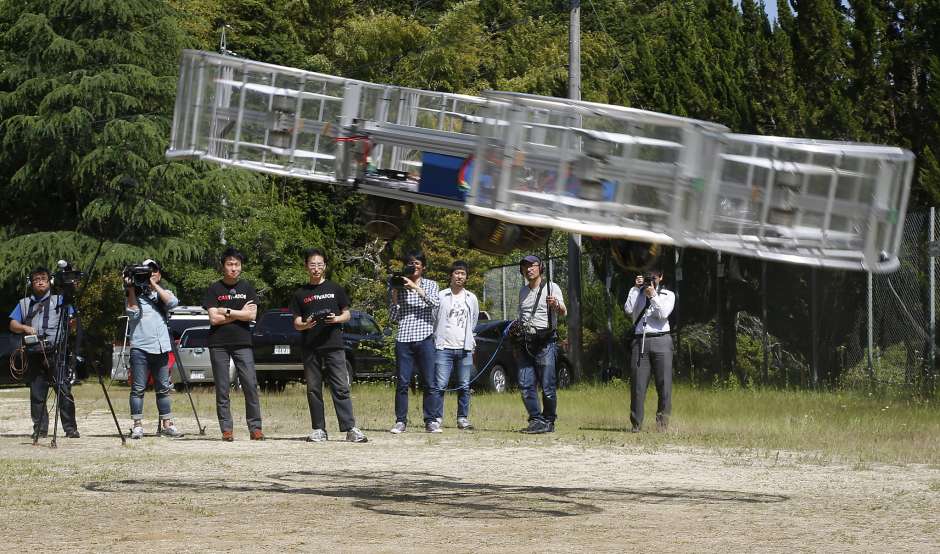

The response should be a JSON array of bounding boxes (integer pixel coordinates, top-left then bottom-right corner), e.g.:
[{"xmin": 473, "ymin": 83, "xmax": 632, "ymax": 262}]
[
  {"xmin": 841, "ymin": 210, "xmax": 937, "ymax": 394},
  {"xmin": 482, "ymin": 210, "xmax": 940, "ymax": 395}
]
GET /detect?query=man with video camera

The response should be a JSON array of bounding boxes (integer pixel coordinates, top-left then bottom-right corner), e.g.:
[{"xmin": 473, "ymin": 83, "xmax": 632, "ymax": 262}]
[
  {"xmin": 388, "ymin": 250, "xmax": 440, "ymax": 434},
  {"xmin": 124, "ymin": 259, "xmax": 184, "ymax": 439},
  {"xmin": 624, "ymin": 269, "xmax": 675, "ymax": 433},
  {"xmin": 8, "ymin": 267, "xmax": 80, "ymax": 440},
  {"xmin": 289, "ymin": 248, "xmax": 367, "ymax": 443}
]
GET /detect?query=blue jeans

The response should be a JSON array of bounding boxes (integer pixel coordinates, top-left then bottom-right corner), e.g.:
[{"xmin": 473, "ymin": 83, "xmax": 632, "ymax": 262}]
[
  {"xmin": 129, "ymin": 348, "xmax": 173, "ymax": 421},
  {"xmin": 514, "ymin": 341, "xmax": 557, "ymax": 423},
  {"xmin": 394, "ymin": 336, "xmax": 436, "ymax": 424},
  {"xmin": 433, "ymin": 348, "xmax": 473, "ymax": 420}
]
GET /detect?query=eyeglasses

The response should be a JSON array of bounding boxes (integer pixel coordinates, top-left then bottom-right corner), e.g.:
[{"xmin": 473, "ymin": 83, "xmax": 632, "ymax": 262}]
[{"xmin": 31, "ymin": 276, "xmax": 49, "ymax": 283}]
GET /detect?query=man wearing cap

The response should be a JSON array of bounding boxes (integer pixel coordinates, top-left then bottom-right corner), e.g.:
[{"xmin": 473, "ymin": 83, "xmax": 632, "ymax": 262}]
[
  {"xmin": 515, "ymin": 254, "xmax": 566, "ymax": 434},
  {"xmin": 9, "ymin": 267, "xmax": 80, "ymax": 440},
  {"xmin": 624, "ymin": 269, "xmax": 675, "ymax": 432},
  {"xmin": 124, "ymin": 259, "xmax": 183, "ymax": 439}
]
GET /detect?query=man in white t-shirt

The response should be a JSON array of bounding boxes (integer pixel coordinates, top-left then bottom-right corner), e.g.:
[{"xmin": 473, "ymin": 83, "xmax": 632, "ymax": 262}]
[{"xmin": 431, "ymin": 261, "xmax": 480, "ymax": 431}]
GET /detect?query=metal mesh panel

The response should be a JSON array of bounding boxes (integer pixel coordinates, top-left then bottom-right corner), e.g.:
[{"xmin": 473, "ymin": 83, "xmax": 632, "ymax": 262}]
[{"xmin": 481, "ymin": 258, "xmax": 569, "ymax": 321}]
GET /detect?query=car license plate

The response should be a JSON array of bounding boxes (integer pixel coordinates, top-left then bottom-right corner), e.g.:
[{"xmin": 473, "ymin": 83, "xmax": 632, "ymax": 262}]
[
  {"xmin": 190, "ymin": 371, "xmax": 205, "ymax": 380},
  {"xmin": 274, "ymin": 345, "xmax": 290, "ymax": 355}
]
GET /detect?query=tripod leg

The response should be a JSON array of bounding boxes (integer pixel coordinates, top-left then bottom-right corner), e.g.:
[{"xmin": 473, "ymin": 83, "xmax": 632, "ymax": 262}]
[
  {"xmin": 95, "ymin": 362, "xmax": 126, "ymax": 445},
  {"xmin": 171, "ymin": 341, "xmax": 206, "ymax": 435}
]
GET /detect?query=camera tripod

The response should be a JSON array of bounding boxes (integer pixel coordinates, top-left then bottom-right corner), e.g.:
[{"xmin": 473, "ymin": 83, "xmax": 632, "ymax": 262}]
[{"xmin": 41, "ymin": 290, "xmax": 125, "ymax": 448}]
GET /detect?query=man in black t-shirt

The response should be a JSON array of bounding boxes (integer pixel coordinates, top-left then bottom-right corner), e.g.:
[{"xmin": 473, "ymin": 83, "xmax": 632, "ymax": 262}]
[
  {"xmin": 289, "ymin": 248, "xmax": 367, "ymax": 443},
  {"xmin": 202, "ymin": 247, "xmax": 263, "ymax": 441}
]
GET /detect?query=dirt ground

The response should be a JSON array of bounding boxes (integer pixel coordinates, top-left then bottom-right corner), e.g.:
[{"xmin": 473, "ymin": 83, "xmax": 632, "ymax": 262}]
[{"xmin": 1, "ymin": 389, "xmax": 938, "ymax": 553}]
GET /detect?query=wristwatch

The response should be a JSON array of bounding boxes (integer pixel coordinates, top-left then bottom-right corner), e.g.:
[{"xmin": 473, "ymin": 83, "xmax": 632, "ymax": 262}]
[{"xmin": 225, "ymin": 308, "xmax": 231, "ymax": 317}]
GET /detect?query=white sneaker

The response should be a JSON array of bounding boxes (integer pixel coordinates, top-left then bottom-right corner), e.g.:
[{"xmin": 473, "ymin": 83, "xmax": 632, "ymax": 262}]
[
  {"xmin": 130, "ymin": 425, "xmax": 144, "ymax": 440},
  {"xmin": 160, "ymin": 424, "xmax": 184, "ymax": 438},
  {"xmin": 457, "ymin": 417, "xmax": 474, "ymax": 430},
  {"xmin": 389, "ymin": 422, "xmax": 406, "ymax": 434},
  {"xmin": 306, "ymin": 429, "xmax": 328, "ymax": 442},
  {"xmin": 426, "ymin": 421, "xmax": 443, "ymax": 433},
  {"xmin": 346, "ymin": 427, "xmax": 368, "ymax": 443}
]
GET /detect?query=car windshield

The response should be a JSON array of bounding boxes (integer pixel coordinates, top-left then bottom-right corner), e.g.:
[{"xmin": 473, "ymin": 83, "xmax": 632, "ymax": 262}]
[
  {"xmin": 180, "ymin": 328, "xmax": 210, "ymax": 348},
  {"xmin": 257, "ymin": 311, "xmax": 296, "ymax": 334}
]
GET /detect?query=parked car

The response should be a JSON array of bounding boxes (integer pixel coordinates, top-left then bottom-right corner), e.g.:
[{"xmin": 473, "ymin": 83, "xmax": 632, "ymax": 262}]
[
  {"xmin": 251, "ymin": 308, "xmax": 392, "ymax": 390},
  {"xmin": 470, "ymin": 320, "xmax": 572, "ymax": 393},
  {"xmin": 169, "ymin": 326, "xmax": 235, "ymax": 387},
  {"xmin": 112, "ymin": 306, "xmax": 209, "ymax": 382}
]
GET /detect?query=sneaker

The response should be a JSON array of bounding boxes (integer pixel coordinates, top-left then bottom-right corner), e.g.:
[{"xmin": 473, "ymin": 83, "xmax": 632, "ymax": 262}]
[
  {"xmin": 456, "ymin": 417, "xmax": 474, "ymax": 430},
  {"xmin": 306, "ymin": 429, "xmax": 328, "ymax": 442},
  {"xmin": 546, "ymin": 421, "xmax": 555, "ymax": 433},
  {"xmin": 346, "ymin": 427, "xmax": 368, "ymax": 443},
  {"xmin": 65, "ymin": 430, "xmax": 81, "ymax": 439},
  {"xmin": 222, "ymin": 430, "xmax": 234, "ymax": 442},
  {"xmin": 425, "ymin": 421, "xmax": 443, "ymax": 433},
  {"xmin": 160, "ymin": 424, "xmax": 184, "ymax": 438},
  {"xmin": 436, "ymin": 417, "xmax": 443, "ymax": 425},
  {"xmin": 520, "ymin": 420, "xmax": 549, "ymax": 434},
  {"xmin": 389, "ymin": 422, "xmax": 406, "ymax": 434},
  {"xmin": 631, "ymin": 425, "xmax": 641, "ymax": 433},
  {"xmin": 250, "ymin": 429, "xmax": 265, "ymax": 441},
  {"xmin": 130, "ymin": 426, "xmax": 144, "ymax": 440}
]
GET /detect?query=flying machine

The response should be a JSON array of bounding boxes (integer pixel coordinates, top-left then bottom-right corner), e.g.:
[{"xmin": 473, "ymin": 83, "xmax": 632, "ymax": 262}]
[{"xmin": 167, "ymin": 50, "xmax": 914, "ymax": 273}]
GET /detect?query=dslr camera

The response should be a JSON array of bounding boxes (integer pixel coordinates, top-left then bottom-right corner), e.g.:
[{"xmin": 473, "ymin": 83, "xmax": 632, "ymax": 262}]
[
  {"xmin": 306, "ymin": 308, "xmax": 332, "ymax": 324},
  {"xmin": 387, "ymin": 263, "xmax": 418, "ymax": 290},
  {"xmin": 123, "ymin": 264, "xmax": 153, "ymax": 290},
  {"xmin": 640, "ymin": 274, "xmax": 657, "ymax": 290}
]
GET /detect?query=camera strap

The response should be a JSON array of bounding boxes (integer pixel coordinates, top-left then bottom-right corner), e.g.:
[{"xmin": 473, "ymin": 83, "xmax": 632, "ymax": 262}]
[
  {"xmin": 22, "ymin": 294, "xmax": 52, "ymax": 334},
  {"xmin": 139, "ymin": 292, "xmax": 169, "ymax": 324}
]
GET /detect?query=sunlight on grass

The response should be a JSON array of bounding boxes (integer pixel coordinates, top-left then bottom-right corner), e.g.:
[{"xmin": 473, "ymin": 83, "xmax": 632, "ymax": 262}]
[{"xmin": 69, "ymin": 380, "xmax": 940, "ymax": 465}]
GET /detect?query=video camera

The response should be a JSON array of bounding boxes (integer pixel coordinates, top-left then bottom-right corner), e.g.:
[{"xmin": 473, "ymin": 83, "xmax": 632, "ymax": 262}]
[
  {"xmin": 52, "ymin": 260, "xmax": 83, "ymax": 285},
  {"xmin": 123, "ymin": 264, "xmax": 153, "ymax": 290},
  {"xmin": 387, "ymin": 263, "xmax": 418, "ymax": 289},
  {"xmin": 306, "ymin": 308, "xmax": 332, "ymax": 324}
]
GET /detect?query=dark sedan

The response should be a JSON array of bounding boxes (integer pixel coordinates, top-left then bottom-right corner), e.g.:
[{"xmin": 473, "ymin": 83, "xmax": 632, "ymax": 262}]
[
  {"xmin": 251, "ymin": 308, "xmax": 392, "ymax": 390},
  {"xmin": 470, "ymin": 320, "xmax": 572, "ymax": 393}
]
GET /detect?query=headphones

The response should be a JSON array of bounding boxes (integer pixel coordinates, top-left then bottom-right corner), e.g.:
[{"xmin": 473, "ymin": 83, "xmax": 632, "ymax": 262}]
[
  {"xmin": 27, "ymin": 267, "xmax": 53, "ymax": 287},
  {"xmin": 518, "ymin": 256, "xmax": 546, "ymax": 277}
]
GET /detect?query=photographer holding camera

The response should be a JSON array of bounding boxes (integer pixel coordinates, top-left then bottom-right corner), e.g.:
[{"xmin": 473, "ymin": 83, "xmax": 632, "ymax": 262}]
[
  {"xmin": 388, "ymin": 251, "xmax": 440, "ymax": 434},
  {"xmin": 289, "ymin": 248, "xmax": 367, "ymax": 444},
  {"xmin": 8, "ymin": 267, "xmax": 79, "ymax": 440},
  {"xmin": 515, "ymin": 255, "xmax": 566, "ymax": 434},
  {"xmin": 624, "ymin": 269, "xmax": 675, "ymax": 433},
  {"xmin": 124, "ymin": 259, "xmax": 183, "ymax": 439}
]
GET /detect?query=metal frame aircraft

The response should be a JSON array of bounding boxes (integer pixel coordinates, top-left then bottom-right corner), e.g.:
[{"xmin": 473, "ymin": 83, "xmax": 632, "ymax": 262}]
[{"xmin": 168, "ymin": 50, "xmax": 914, "ymax": 273}]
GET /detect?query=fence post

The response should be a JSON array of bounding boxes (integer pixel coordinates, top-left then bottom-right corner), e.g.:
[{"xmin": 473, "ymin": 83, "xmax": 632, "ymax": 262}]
[
  {"xmin": 930, "ymin": 207, "xmax": 936, "ymax": 394},
  {"xmin": 867, "ymin": 270, "xmax": 875, "ymax": 389}
]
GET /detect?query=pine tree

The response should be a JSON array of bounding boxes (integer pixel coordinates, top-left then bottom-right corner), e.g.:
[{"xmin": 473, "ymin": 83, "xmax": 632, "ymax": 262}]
[{"xmin": 0, "ymin": 0, "xmax": 248, "ymax": 282}]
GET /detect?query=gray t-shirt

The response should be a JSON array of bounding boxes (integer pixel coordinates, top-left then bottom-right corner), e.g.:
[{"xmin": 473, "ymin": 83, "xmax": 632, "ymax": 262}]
[
  {"xmin": 518, "ymin": 281, "xmax": 565, "ymax": 331},
  {"xmin": 440, "ymin": 289, "xmax": 470, "ymax": 349}
]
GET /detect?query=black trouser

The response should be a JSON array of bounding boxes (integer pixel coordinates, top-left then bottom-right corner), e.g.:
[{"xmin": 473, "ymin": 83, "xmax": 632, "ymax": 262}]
[
  {"xmin": 630, "ymin": 334, "xmax": 673, "ymax": 429},
  {"xmin": 303, "ymin": 348, "xmax": 356, "ymax": 432},
  {"xmin": 209, "ymin": 346, "xmax": 262, "ymax": 433},
  {"xmin": 26, "ymin": 352, "xmax": 78, "ymax": 435}
]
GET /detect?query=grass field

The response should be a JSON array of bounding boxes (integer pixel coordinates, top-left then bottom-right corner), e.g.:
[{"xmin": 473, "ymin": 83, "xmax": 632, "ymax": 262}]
[
  {"xmin": 1, "ymin": 381, "xmax": 939, "ymax": 552},
  {"xmin": 59, "ymin": 379, "xmax": 940, "ymax": 466}
]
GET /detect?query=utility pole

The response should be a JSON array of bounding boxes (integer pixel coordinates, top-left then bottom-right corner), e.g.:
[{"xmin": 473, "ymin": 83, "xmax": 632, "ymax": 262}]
[{"xmin": 568, "ymin": 0, "xmax": 584, "ymax": 382}]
